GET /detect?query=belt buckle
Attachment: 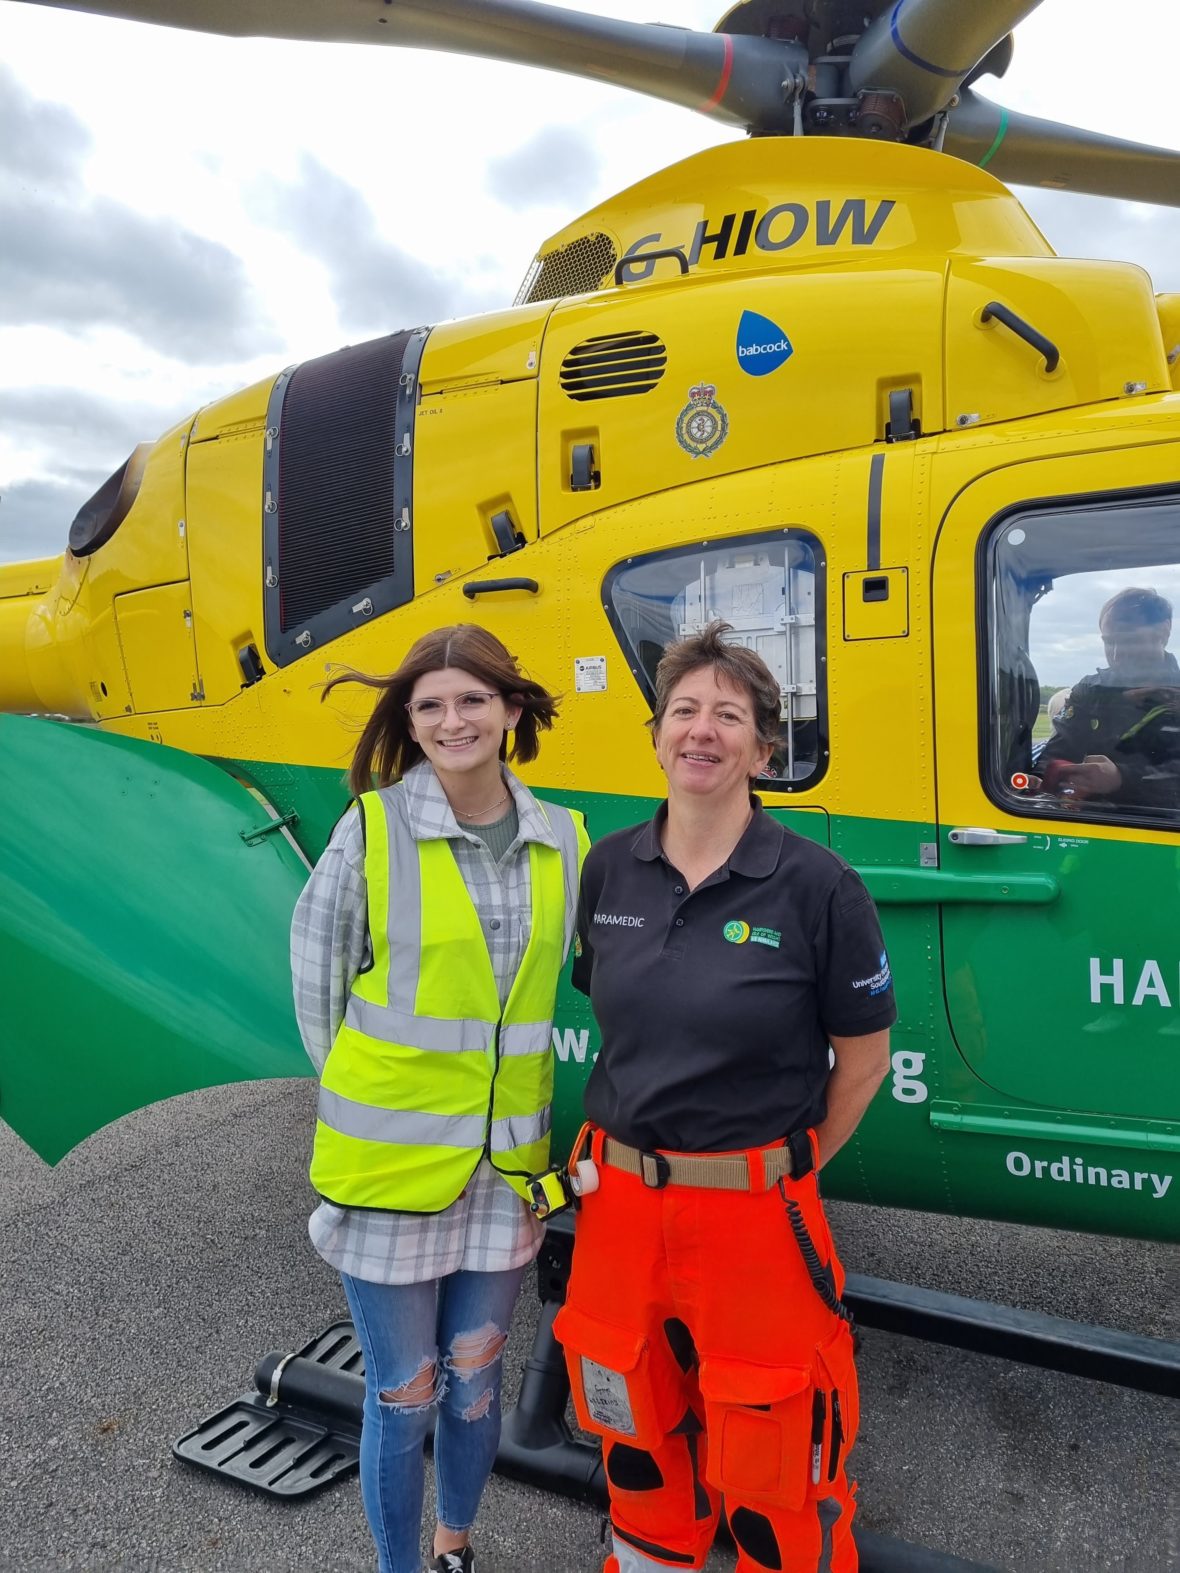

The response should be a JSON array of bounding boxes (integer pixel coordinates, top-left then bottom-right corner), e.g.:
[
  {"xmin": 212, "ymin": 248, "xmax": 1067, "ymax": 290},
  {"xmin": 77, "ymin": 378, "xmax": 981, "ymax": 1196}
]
[{"xmin": 640, "ymin": 1151, "xmax": 671, "ymax": 1189}]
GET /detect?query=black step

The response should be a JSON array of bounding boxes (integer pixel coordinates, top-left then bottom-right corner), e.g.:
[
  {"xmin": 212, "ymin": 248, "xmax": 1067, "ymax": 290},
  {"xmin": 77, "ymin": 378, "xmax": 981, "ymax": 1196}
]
[{"xmin": 173, "ymin": 1320, "xmax": 363, "ymax": 1497}]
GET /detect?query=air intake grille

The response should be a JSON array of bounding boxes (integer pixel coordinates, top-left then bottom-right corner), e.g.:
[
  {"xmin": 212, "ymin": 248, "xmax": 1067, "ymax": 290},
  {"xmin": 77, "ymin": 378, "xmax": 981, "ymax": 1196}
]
[
  {"xmin": 559, "ymin": 332, "xmax": 667, "ymax": 401},
  {"xmin": 262, "ymin": 326, "xmax": 425, "ymax": 667},
  {"xmin": 516, "ymin": 232, "xmax": 617, "ymax": 306},
  {"xmin": 276, "ymin": 333, "xmax": 409, "ymax": 633}
]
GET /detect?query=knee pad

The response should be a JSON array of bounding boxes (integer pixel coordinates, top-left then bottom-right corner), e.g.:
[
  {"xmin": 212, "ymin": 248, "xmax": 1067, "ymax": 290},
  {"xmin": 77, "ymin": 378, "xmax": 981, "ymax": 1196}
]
[
  {"xmin": 605, "ymin": 1442, "xmax": 664, "ymax": 1492},
  {"xmin": 730, "ymin": 1506, "xmax": 782, "ymax": 1570}
]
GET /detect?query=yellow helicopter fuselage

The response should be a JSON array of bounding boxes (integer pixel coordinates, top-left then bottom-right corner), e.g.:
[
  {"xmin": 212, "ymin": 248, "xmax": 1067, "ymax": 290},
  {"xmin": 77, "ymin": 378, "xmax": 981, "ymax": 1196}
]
[{"xmin": 3, "ymin": 137, "xmax": 1179, "ymax": 1240}]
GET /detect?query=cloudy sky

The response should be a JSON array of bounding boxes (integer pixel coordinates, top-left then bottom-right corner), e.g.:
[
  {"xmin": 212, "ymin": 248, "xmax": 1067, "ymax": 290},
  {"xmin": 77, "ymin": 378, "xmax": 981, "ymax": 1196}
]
[{"xmin": 2, "ymin": 0, "xmax": 1180, "ymax": 573}]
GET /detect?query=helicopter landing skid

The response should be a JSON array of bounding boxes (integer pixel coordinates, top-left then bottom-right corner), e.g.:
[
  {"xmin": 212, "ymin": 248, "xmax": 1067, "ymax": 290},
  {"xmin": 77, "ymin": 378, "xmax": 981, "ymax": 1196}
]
[
  {"xmin": 530, "ymin": 1215, "xmax": 1180, "ymax": 1398},
  {"xmin": 174, "ymin": 1211, "xmax": 1178, "ymax": 1566},
  {"xmin": 174, "ymin": 1313, "xmax": 995, "ymax": 1573}
]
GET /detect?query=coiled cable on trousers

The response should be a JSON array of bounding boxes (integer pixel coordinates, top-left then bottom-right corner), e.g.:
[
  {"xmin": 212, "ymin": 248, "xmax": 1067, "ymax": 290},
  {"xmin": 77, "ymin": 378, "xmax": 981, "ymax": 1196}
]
[{"xmin": 778, "ymin": 1179, "xmax": 855, "ymax": 1327}]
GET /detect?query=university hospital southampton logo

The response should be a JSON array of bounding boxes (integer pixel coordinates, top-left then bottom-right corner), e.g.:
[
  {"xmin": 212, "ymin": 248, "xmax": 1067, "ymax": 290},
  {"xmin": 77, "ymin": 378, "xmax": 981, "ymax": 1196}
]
[{"xmin": 736, "ymin": 310, "xmax": 794, "ymax": 376}]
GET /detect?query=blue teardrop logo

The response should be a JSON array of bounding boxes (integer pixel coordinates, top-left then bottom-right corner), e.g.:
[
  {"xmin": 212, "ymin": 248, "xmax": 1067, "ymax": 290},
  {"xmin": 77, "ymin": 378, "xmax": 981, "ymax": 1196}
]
[{"xmin": 736, "ymin": 310, "xmax": 793, "ymax": 377}]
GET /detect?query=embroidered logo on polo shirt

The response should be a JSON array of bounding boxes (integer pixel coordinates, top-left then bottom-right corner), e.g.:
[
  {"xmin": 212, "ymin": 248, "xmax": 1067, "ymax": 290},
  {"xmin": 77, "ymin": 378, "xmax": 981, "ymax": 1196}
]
[
  {"xmin": 852, "ymin": 951, "xmax": 892, "ymax": 996},
  {"xmin": 724, "ymin": 919, "xmax": 781, "ymax": 948},
  {"xmin": 593, "ymin": 912, "xmax": 645, "ymax": 927}
]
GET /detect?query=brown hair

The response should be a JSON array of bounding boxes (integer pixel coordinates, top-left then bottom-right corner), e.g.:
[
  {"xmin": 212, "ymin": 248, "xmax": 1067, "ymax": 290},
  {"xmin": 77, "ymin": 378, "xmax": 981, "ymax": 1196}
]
[
  {"xmin": 1100, "ymin": 586, "xmax": 1172, "ymax": 629},
  {"xmin": 650, "ymin": 621, "xmax": 781, "ymax": 750},
  {"xmin": 324, "ymin": 624, "xmax": 558, "ymax": 795}
]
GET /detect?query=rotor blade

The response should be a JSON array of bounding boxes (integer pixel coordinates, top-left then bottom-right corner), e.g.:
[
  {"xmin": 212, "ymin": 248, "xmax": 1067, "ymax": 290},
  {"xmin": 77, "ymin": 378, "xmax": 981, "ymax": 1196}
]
[
  {"xmin": 848, "ymin": 0, "xmax": 1043, "ymax": 129},
  {"xmin": 16, "ymin": 0, "xmax": 807, "ymax": 132},
  {"xmin": 945, "ymin": 90, "xmax": 1180, "ymax": 209}
]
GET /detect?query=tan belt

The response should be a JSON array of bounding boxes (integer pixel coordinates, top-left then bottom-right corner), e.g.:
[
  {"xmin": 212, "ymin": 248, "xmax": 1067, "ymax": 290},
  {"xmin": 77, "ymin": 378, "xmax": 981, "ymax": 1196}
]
[{"xmin": 601, "ymin": 1136, "xmax": 798, "ymax": 1192}]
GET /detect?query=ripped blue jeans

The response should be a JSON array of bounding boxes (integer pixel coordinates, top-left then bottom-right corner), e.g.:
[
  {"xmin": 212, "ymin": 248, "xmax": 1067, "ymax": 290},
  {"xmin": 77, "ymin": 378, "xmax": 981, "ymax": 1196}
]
[{"xmin": 340, "ymin": 1266, "xmax": 527, "ymax": 1573}]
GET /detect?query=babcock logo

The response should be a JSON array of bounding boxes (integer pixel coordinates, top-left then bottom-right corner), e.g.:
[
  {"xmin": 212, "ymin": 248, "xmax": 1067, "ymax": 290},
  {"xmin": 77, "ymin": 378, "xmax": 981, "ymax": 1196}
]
[{"xmin": 736, "ymin": 310, "xmax": 793, "ymax": 377}]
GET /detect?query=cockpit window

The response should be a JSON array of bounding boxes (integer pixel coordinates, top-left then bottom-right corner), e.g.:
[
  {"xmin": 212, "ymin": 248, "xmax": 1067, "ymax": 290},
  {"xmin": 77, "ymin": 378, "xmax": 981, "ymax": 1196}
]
[
  {"xmin": 604, "ymin": 531, "xmax": 827, "ymax": 790},
  {"xmin": 985, "ymin": 494, "xmax": 1180, "ymax": 829}
]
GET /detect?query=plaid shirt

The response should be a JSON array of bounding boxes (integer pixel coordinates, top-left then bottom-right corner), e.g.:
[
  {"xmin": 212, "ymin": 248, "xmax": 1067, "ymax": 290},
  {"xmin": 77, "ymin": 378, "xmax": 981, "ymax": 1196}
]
[{"xmin": 291, "ymin": 761, "xmax": 564, "ymax": 1284}]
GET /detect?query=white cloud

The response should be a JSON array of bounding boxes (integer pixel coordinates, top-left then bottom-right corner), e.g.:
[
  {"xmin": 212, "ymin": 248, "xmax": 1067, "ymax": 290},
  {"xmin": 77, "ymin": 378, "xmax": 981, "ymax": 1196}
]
[
  {"xmin": 256, "ymin": 155, "xmax": 470, "ymax": 335},
  {"xmin": 488, "ymin": 126, "xmax": 602, "ymax": 209},
  {"xmin": 0, "ymin": 63, "xmax": 277, "ymax": 361}
]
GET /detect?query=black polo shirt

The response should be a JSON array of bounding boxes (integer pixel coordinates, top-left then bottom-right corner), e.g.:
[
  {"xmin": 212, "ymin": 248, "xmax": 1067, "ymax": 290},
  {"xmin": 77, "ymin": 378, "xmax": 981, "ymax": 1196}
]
[{"xmin": 574, "ymin": 800, "xmax": 896, "ymax": 1153}]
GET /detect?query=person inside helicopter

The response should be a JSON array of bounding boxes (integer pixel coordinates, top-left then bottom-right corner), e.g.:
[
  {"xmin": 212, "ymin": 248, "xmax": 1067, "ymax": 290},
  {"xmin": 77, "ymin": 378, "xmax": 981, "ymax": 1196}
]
[{"xmin": 1029, "ymin": 587, "xmax": 1180, "ymax": 811}]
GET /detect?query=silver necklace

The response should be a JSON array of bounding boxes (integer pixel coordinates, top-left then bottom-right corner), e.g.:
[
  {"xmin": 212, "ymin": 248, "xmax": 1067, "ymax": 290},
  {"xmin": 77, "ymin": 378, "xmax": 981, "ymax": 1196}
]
[{"xmin": 454, "ymin": 789, "xmax": 510, "ymax": 821}]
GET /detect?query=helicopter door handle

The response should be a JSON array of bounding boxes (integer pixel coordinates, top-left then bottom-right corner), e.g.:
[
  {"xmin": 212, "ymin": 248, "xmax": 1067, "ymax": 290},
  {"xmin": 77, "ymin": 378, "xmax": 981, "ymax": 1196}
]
[
  {"xmin": 948, "ymin": 827, "xmax": 1029, "ymax": 846},
  {"xmin": 614, "ymin": 245, "xmax": 689, "ymax": 285},
  {"xmin": 979, "ymin": 302, "xmax": 1060, "ymax": 374},
  {"xmin": 463, "ymin": 578, "xmax": 539, "ymax": 599}
]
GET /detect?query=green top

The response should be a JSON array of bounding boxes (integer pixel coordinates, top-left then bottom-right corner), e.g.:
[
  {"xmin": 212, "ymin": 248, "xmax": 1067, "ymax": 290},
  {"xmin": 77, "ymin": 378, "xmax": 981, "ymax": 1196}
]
[{"xmin": 457, "ymin": 802, "xmax": 520, "ymax": 863}]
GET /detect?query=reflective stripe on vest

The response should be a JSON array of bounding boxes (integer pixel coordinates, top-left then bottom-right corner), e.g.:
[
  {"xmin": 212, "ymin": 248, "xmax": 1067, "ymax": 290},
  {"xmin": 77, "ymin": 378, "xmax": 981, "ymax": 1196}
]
[
  {"xmin": 310, "ymin": 785, "xmax": 587, "ymax": 1212},
  {"xmin": 318, "ymin": 1089, "xmax": 552, "ymax": 1153}
]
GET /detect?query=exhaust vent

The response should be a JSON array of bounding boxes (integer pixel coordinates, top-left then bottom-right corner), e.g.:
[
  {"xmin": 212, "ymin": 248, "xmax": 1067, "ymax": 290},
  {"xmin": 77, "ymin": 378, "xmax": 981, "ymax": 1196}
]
[
  {"xmin": 516, "ymin": 232, "xmax": 617, "ymax": 306},
  {"xmin": 69, "ymin": 444, "xmax": 151, "ymax": 557},
  {"xmin": 559, "ymin": 332, "xmax": 668, "ymax": 401}
]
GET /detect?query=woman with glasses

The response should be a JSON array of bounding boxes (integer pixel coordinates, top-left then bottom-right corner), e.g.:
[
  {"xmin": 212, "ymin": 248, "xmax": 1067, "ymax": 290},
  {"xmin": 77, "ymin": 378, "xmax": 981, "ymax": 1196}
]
[{"xmin": 291, "ymin": 624, "xmax": 588, "ymax": 1573}]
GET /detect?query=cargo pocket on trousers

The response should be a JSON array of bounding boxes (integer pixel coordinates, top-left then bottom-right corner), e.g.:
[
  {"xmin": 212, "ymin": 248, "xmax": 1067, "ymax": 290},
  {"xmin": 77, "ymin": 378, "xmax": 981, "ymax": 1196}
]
[
  {"xmin": 554, "ymin": 1303, "xmax": 680, "ymax": 1450},
  {"xmin": 813, "ymin": 1325, "xmax": 859, "ymax": 1488},
  {"xmin": 698, "ymin": 1356, "xmax": 812, "ymax": 1508}
]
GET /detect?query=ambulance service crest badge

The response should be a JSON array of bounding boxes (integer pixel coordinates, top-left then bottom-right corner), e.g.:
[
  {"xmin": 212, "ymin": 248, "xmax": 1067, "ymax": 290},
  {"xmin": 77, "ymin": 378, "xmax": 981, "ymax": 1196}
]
[{"xmin": 675, "ymin": 382, "xmax": 729, "ymax": 459}]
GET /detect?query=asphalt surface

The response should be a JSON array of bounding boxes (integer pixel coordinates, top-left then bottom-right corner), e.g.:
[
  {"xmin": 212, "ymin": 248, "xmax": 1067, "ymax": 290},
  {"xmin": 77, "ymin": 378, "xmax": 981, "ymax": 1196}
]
[{"xmin": 1, "ymin": 1080, "xmax": 1176, "ymax": 1573}]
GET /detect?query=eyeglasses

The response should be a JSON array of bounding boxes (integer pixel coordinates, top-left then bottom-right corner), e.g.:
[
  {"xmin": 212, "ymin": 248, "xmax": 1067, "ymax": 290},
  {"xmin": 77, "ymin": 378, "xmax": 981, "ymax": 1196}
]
[{"xmin": 405, "ymin": 690, "xmax": 499, "ymax": 725}]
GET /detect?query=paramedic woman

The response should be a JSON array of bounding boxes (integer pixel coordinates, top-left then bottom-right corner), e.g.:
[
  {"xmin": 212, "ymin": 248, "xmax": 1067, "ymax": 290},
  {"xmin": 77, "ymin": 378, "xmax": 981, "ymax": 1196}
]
[{"xmin": 556, "ymin": 622, "xmax": 894, "ymax": 1573}]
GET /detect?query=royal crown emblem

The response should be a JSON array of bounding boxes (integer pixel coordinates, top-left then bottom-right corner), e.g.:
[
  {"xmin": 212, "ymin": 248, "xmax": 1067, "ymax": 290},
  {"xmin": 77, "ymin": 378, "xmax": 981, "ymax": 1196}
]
[{"xmin": 675, "ymin": 381, "xmax": 729, "ymax": 459}]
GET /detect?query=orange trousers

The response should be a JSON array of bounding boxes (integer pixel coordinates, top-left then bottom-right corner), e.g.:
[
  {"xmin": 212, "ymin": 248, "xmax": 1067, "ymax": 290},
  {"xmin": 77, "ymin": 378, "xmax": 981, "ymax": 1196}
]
[{"xmin": 554, "ymin": 1130, "xmax": 858, "ymax": 1573}]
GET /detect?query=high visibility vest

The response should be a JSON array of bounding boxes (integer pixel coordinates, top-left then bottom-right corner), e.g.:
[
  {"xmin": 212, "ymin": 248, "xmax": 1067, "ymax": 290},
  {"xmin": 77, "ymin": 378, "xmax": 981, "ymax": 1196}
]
[{"xmin": 310, "ymin": 784, "xmax": 589, "ymax": 1212}]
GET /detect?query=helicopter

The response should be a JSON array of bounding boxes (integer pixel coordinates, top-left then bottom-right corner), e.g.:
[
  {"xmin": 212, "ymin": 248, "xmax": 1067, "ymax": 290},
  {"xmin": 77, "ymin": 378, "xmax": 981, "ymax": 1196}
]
[{"xmin": 2, "ymin": 0, "xmax": 1180, "ymax": 1272}]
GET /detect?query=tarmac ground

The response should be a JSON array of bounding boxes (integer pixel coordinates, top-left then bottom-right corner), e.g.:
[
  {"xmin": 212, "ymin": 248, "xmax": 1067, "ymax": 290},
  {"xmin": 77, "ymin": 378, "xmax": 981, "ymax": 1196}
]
[{"xmin": 1, "ymin": 1079, "xmax": 1176, "ymax": 1573}]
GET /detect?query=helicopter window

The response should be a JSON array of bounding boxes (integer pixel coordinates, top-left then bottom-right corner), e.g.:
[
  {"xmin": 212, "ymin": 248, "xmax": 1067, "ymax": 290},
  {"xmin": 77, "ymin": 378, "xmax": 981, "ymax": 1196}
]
[
  {"xmin": 604, "ymin": 532, "xmax": 827, "ymax": 791},
  {"xmin": 984, "ymin": 493, "xmax": 1180, "ymax": 829}
]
